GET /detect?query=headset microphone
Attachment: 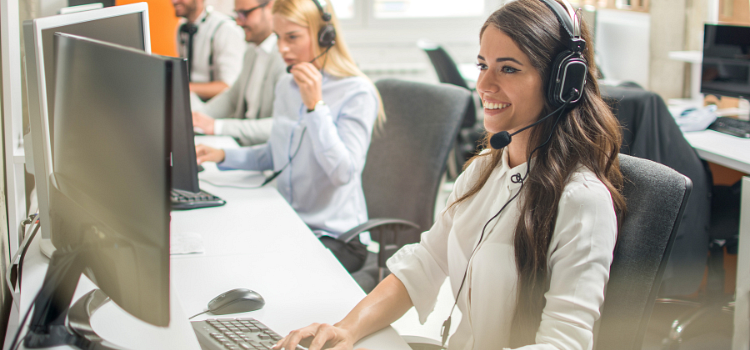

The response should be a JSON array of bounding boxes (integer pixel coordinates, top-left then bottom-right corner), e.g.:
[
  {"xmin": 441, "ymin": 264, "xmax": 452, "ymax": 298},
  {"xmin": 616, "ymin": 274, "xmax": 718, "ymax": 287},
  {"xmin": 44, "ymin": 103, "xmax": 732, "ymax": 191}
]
[
  {"xmin": 287, "ymin": 0, "xmax": 337, "ymax": 74},
  {"xmin": 489, "ymin": 130, "xmax": 512, "ymax": 149},
  {"xmin": 488, "ymin": 89, "xmax": 576, "ymax": 149},
  {"xmin": 285, "ymin": 45, "xmax": 334, "ymax": 73}
]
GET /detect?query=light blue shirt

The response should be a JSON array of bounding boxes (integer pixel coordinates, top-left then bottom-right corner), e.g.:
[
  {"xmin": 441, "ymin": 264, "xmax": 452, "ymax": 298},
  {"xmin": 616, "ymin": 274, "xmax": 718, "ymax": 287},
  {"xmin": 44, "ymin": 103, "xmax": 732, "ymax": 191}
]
[{"xmin": 219, "ymin": 72, "xmax": 378, "ymax": 244}]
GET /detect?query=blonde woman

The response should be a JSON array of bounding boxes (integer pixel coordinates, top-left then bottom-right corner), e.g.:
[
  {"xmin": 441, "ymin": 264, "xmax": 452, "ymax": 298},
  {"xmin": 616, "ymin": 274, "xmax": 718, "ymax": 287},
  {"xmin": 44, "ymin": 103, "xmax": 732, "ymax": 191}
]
[{"xmin": 196, "ymin": 0, "xmax": 383, "ymax": 273}]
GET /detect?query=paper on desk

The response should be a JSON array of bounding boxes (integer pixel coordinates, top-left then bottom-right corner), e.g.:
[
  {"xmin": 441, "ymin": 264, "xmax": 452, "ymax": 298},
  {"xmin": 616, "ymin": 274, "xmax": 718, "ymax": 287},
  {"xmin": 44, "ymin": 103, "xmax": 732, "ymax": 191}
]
[
  {"xmin": 675, "ymin": 104, "xmax": 718, "ymax": 132},
  {"xmin": 171, "ymin": 231, "xmax": 205, "ymax": 255}
]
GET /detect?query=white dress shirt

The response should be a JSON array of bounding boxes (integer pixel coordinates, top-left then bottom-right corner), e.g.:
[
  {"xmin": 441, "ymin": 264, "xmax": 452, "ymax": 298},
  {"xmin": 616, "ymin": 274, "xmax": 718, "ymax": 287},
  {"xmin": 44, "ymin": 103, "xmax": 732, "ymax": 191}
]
[
  {"xmin": 213, "ymin": 35, "xmax": 277, "ymax": 135},
  {"xmin": 387, "ymin": 149, "xmax": 618, "ymax": 350},
  {"xmin": 176, "ymin": 8, "xmax": 245, "ymax": 86},
  {"xmin": 218, "ymin": 73, "xmax": 378, "ymax": 244}
]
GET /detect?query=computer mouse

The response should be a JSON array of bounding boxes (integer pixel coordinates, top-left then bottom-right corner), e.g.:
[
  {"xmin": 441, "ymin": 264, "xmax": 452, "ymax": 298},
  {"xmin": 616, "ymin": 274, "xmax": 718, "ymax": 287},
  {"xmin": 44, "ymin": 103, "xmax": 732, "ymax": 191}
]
[{"xmin": 207, "ymin": 288, "xmax": 265, "ymax": 315}]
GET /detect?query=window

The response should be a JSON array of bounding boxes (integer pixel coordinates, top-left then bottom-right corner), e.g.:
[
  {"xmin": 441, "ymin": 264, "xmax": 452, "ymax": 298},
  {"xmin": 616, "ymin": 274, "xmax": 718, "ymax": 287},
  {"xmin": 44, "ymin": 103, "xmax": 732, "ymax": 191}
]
[
  {"xmin": 330, "ymin": 0, "xmax": 354, "ymax": 19},
  {"xmin": 373, "ymin": 0, "xmax": 484, "ymax": 18}
]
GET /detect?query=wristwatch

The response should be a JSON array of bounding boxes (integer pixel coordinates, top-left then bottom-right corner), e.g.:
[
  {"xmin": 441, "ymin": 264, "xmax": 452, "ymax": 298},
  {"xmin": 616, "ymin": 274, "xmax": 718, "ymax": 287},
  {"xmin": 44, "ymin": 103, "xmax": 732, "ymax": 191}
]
[{"xmin": 307, "ymin": 100, "xmax": 326, "ymax": 113}]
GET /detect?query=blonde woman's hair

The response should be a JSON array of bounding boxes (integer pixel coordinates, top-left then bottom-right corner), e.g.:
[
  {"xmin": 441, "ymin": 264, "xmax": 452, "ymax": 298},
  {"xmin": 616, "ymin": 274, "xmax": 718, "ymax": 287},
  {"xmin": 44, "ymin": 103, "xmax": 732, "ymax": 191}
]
[{"xmin": 272, "ymin": 0, "xmax": 385, "ymax": 124}]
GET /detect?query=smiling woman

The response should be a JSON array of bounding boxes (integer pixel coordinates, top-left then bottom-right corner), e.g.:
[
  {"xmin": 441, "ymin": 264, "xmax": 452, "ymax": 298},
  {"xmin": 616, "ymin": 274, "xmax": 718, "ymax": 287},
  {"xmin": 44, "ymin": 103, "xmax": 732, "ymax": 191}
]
[
  {"xmin": 271, "ymin": 0, "xmax": 628, "ymax": 349},
  {"xmin": 476, "ymin": 26, "xmax": 546, "ymax": 159}
]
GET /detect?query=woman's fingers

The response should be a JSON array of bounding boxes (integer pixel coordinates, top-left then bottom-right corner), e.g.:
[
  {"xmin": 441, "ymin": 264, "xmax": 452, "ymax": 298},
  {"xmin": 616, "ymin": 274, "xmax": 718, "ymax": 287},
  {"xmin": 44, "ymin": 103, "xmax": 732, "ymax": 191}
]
[
  {"xmin": 290, "ymin": 63, "xmax": 323, "ymax": 110},
  {"xmin": 274, "ymin": 323, "xmax": 319, "ymax": 350},
  {"xmin": 274, "ymin": 322, "xmax": 354, "ymax": 350},
  {"xmin": 306, "ymin": 323, "xmax": 340, "ymax": 350}
]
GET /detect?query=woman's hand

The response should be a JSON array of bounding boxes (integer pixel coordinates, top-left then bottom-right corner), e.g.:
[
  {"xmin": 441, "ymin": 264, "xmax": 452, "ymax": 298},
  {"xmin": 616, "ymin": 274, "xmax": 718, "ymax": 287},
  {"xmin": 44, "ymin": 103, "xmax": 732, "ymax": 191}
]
[
  {"xmin": 289, "ymin": 62, "xmax": 323, "ymax": 111},
  {"xmin": 273, "ymin": 323, "xmax": 368, "ymax": 350},
  {"xmin": 195, "ymin": 144, "xmax": 225, "ymax": 165},
  {"xmin": 192, "ymin": 111, "xmax": 215, "ymax": 135}
]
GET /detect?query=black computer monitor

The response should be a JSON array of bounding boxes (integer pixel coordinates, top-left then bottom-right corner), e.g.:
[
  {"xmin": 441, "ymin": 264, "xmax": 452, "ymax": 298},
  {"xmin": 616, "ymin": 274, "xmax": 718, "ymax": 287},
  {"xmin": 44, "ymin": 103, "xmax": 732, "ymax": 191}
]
[
  {"xmin": 169, "ymin": 64, "xmax": 226, "ymax": 209},
  {"xmin": 23, "ymin": 33, "xmax": 172, "ymax": 349},
  {"xmin": 171, "ymin": 60, "xmax": 202, "ymax": 194},
  {"xmin": 701, "ymin": 23, "xmax": 750, "ymax": 98}
]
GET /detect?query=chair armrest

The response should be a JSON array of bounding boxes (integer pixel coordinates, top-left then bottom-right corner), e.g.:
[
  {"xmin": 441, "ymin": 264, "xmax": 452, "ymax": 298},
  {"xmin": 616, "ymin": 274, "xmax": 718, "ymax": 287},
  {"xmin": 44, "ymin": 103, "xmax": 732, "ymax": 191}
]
[{"xmin": 337, "ymin": 218, "xmax": 420, "ymax": 244}]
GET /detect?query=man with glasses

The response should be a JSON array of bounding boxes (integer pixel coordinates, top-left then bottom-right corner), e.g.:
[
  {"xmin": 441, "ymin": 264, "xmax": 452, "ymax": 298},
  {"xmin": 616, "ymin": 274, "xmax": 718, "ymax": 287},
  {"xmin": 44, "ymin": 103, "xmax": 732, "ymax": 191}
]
[
  {"xmin": 173, "ymin": 0, "xmax": 245, "ymax": 101},
  {"xmin": 192, "ymin": 0, "xmax": 285, "ymax": 146}
]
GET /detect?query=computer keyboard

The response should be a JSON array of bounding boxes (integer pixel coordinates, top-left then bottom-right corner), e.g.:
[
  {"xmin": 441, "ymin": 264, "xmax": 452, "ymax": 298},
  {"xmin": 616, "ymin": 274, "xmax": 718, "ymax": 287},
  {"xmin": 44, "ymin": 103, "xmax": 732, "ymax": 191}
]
[
  {"xmin": 708, "ymin": 117, "xmax": 750, "ymax": 138},
  {"xmin": 171, "ymin": 189, "xmax": 226, "ymax": 210},
  {"xmin": 191, "ymin": 318, "xmax": 304, "ymax": 350}
]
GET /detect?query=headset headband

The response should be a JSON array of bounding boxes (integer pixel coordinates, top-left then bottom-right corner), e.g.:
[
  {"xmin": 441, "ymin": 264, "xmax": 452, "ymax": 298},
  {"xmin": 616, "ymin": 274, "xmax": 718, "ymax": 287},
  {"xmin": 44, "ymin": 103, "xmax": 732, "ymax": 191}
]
[
  {"xmin": 539, "ymin": 0, "xmax": 583, "ymax": 52},
  {"xmin": 311, "ymin": 0, "xmax": 331, "ymax": 22}
]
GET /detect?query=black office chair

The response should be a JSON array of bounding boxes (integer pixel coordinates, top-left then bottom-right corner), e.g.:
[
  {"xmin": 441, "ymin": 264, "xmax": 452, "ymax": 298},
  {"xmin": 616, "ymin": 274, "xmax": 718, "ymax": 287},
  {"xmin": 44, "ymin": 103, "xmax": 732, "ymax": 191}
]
[
  {"xmin": 601, "ymin": 85, "xmax": 712, "ymax": 298},
  {"xmin": 336, "ymin": 79, "xmax": 471, "ymax": 293},
  {"xmin": 594, "ymin": 154, "xmax": 692, "ymax": 350},
  {"xmin": 417, "ymin": 41, "xmax": 483, "ymax": 179},
  {"xmin": 600, "ymin": 85, "xmax": 721, "ymax": 348},
  {"xmin": 402, "ymin": 154, "xmax": 692, "ymax": 350}
]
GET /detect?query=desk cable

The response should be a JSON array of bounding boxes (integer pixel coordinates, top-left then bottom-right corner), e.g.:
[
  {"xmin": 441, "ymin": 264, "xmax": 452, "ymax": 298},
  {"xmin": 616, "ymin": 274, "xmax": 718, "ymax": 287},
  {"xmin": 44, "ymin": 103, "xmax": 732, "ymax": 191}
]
[
  {"xmin": 189, "ymin": 309, "xmax": 212, "ymax": 319},
  {"xmin": 201, "ymin": 127, "xmax": 307, "ymax": 190}
]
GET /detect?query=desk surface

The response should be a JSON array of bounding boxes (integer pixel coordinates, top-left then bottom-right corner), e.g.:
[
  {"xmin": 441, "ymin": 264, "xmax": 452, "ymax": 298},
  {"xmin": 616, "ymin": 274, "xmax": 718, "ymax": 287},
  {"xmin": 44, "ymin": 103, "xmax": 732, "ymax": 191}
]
[
  {"xmin": 683, "ymin": 129, "xmax": 750, "ymax": 174},
  {"xmin": 682, "ymin": 129, "xmax": 750, "ymax": 350},
  {"xmin": 7, "ymin": 136, "xmax": 409, "ymax": 350}
]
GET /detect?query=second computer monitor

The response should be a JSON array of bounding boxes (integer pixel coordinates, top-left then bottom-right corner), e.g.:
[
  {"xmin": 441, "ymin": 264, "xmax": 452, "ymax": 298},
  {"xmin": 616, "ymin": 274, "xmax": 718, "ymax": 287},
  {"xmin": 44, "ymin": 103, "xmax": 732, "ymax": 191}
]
[
  {"xmin": 171, "ymin": 58, "xmax": 202, "ymax": 194},
  {"xmin": 701, "ymin": 23, "xmax": 750, "ymax": 99},
  {"xmin": 23, "ymin": 3, "xmax": 151, "ymax": 247}
]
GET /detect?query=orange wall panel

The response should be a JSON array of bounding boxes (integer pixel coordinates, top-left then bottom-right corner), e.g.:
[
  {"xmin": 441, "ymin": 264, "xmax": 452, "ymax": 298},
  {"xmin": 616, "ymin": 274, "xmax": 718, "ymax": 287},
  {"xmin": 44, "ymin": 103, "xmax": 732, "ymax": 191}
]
[{"xmin": 115, "ymin": 0, "xmax": 180, "ymax": 57}]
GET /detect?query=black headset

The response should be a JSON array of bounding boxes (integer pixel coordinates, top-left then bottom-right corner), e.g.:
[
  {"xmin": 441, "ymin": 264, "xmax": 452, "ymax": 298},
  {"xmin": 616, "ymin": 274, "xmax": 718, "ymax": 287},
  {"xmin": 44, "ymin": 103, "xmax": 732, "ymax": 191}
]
[
  {"xmin": 539, "ymin": 0, "xmax": 587, "ymax": 109},
  {"xmin": 489, "ymin": 0, "xmax": 587, "ymax": 149},
  {"xmin": 310, "ymin": 0, "xmax": 336, "ymax": 48}
]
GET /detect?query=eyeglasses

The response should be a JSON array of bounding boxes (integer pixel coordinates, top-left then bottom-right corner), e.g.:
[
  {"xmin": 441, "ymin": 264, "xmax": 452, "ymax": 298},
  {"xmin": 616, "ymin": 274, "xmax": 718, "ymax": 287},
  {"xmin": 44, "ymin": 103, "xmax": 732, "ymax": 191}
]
[{"xmin": 233, "ymin": 1, "xmax": 269, "ymax": 21}]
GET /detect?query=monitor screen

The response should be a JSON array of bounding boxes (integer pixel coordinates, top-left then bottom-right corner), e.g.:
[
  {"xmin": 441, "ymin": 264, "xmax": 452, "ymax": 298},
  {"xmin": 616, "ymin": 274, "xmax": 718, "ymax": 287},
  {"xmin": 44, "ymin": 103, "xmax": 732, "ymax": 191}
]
[
  {"xmin": 23, "ymin": 3, "xmax": 150, "ymax": 245},
  {"xmin": 701, "ymin": 24, "xmax": 750, "ymax": 98},
  {"xmin": 49, "ymin": 32, "xmax": 170, "ymax": 327},
  {"xmin": 41, "ymin": 13, "xmax": 144, "ymax": 148}
]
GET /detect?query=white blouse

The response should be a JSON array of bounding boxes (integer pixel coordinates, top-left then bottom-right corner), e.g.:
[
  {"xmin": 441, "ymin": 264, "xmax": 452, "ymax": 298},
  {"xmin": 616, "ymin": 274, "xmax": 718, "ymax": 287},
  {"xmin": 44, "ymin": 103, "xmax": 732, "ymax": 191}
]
[{"xmin": 387, "ymin": 149, "xmax": 618, "ymax": 350}]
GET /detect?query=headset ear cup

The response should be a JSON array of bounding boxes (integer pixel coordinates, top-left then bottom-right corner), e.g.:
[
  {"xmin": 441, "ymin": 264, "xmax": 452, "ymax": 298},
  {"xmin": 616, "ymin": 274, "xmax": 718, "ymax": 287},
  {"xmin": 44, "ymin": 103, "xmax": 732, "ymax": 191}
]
[
  {"xmin": 547, "ymin": 50, "xmax": 587, "ymax": 107},
  {"xmin": 547, "ymin": 50, "xmax": 569, "ymax": 108},
  {"xmin": 318, "ymin": 24, "xmax": 336, "ymax": 48}
]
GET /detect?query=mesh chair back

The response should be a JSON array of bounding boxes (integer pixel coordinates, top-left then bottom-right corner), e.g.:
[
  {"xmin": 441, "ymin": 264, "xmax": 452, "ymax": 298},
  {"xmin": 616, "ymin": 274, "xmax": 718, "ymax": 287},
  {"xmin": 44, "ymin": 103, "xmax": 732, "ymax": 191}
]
[
  {"xmin": 365, "ymin": 79, "xmax": 470, "ymax": 258},
  {"xmin": 595, "ymin": 154, "xmax": 692, "ymax": 349}
]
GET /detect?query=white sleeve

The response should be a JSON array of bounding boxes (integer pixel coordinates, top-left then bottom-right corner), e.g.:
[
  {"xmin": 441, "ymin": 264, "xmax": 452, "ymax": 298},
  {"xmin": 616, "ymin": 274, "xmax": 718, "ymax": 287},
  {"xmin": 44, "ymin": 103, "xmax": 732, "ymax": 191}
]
[
  {"xmin": 211, "ymin": 22, "xmax": 245, "ymax": 86},
  {"xmin": 386, "ymin": 159, "xmax": 480, "ymax": 324},
  {"xmin": 213, "ymin": 119, "xmax": 224, "ymax": 134},
  {"xmin": 515, "ymin": 173, "xmax": 618, "ymax": 350}
]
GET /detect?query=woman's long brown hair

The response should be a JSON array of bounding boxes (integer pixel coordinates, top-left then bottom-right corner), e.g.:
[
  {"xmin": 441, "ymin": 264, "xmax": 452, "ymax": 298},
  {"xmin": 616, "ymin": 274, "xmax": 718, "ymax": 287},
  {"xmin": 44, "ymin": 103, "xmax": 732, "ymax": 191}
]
[{"xmin": 451, "ymin": 0, "xmax": 627, "ymax": 346}]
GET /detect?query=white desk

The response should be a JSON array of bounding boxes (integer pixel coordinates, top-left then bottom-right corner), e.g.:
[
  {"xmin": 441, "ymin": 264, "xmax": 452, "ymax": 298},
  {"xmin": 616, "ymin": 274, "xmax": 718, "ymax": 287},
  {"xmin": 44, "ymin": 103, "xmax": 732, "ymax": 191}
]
[
  {"xmin": 683, "ymin": 130, "xmax": 750, "ymax": 350},
  {"xmin": 6, "ymin": 137, "xmax": 410, "ymax": 350}
]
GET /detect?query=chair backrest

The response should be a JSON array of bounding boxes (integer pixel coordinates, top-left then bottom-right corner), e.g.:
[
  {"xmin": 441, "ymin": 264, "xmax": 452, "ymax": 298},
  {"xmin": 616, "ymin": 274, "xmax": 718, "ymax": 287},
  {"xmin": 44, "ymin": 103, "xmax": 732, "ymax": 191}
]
[
  {"xmin": 365, "ymin": 79, "xmax": 470, "ymax": 252},
  {"xmin": 594, "ymin": 154, "xmax": 692, "ymax": 350},
  {"xmin": 602, "ymin": 85, "xmax": 711, "ymax": 296}
]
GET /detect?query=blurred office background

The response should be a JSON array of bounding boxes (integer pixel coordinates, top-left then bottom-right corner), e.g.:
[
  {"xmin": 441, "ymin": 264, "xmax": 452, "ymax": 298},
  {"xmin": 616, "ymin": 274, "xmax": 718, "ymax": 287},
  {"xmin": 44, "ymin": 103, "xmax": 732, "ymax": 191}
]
[{"xmin": 3, "ymin": 0, "xmax": 750, "ymax": 348}]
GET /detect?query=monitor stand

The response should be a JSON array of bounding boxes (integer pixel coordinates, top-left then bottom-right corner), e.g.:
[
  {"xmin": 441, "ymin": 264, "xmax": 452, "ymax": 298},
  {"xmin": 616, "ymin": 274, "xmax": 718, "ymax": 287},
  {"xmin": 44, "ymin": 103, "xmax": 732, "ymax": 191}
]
[{"xmin": 24, "ymin": 245, "xmax": 118, "ymax": 350}]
